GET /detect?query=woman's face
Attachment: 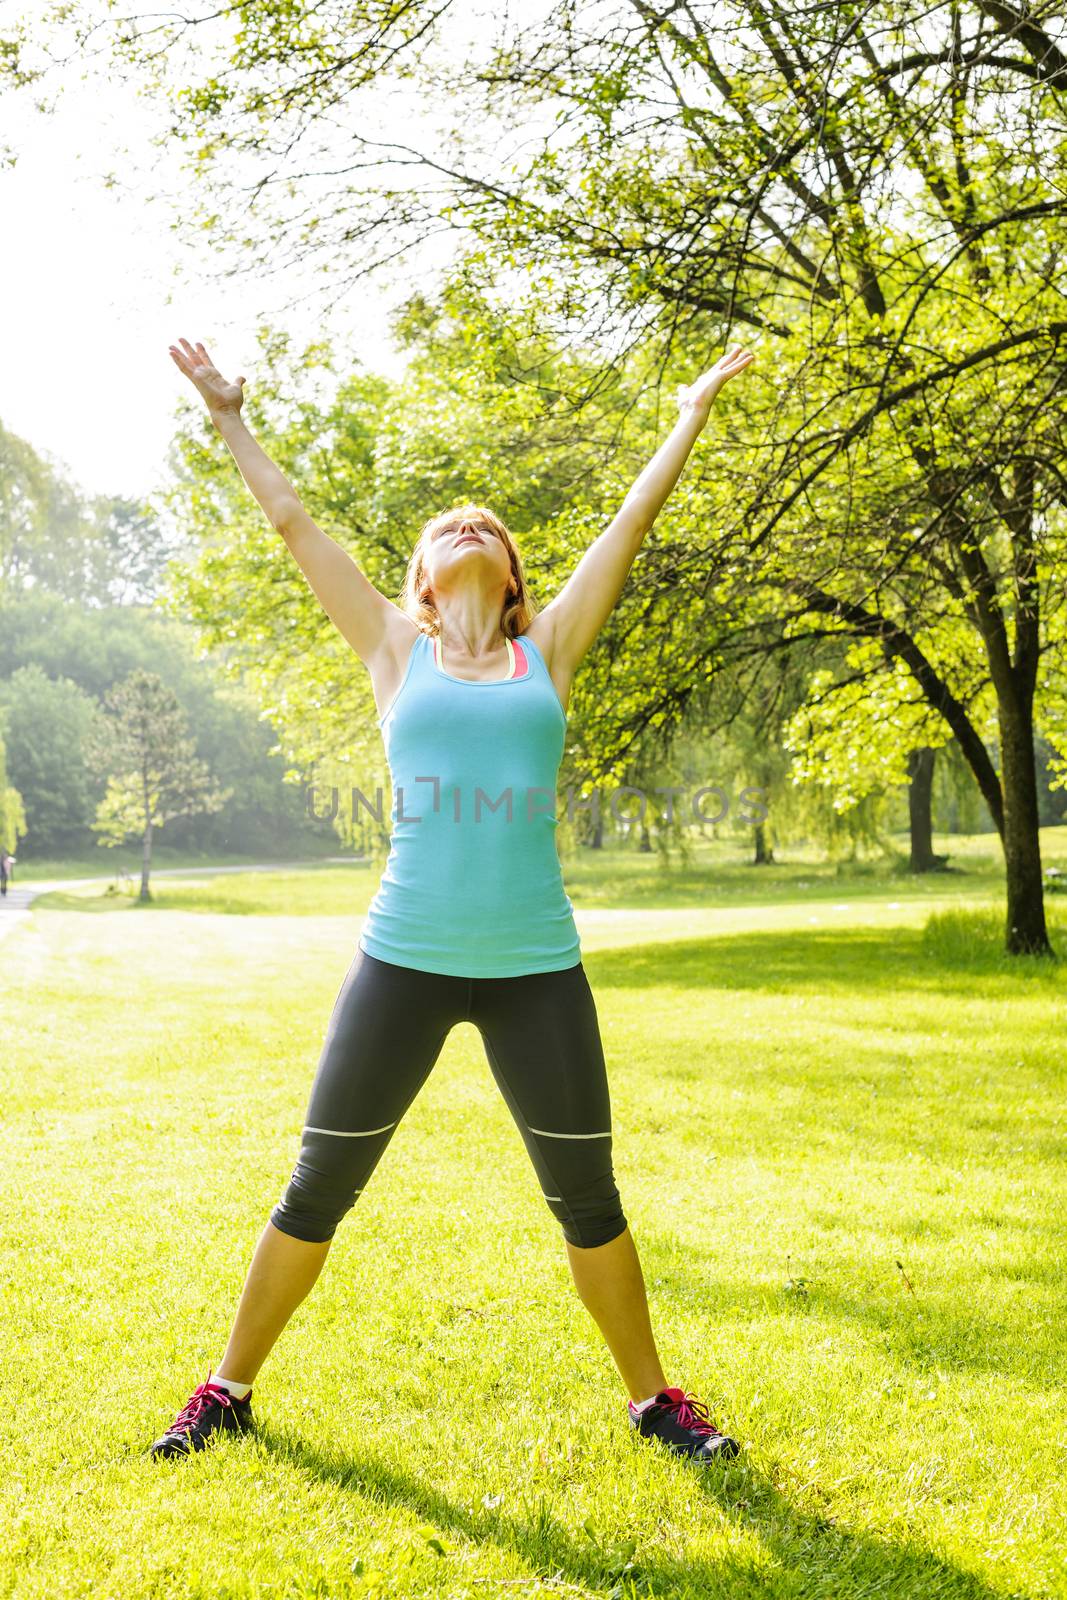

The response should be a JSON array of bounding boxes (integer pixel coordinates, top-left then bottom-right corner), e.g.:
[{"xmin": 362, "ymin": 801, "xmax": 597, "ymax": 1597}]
[{"xmin": 422, "ymin": 512, "xmax": 515, "ymax": 601}]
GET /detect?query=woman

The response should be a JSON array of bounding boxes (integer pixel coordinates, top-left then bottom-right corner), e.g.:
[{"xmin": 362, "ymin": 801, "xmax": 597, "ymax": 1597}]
[{"xmin": 152, "ymin": 335, "xmax": 755, "ymax": 1465}]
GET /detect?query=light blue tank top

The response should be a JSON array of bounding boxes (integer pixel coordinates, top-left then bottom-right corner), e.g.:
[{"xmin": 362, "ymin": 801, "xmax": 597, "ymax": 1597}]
[{"xmin": 358, "ymin": 629, "xmax": 582, "ymax": 977}]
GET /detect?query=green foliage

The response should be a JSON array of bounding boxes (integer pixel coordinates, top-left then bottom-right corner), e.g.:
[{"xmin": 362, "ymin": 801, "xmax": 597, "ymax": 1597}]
[
  {"xmin": 0, "ymin": 416, "xmax": 178, "ymax": 605},
  {"xmin": 84, "ymin": 668, "xmax": 232, "ymax": 891},
  {"xmin": 0, "ymin": 783, "xmax": 25, "ymax": 854},
  {"xmin": 0, "ymin": 665, "xmax": 106, "ymax": 849},
  {"xmin": 0, "ymin": 720, "xmax": 26, "ymax": 853},
  {"xmin": 783, "ymin": 651, "xmax": 965, "ymax": 813},
  {"xmin": 48, "ymin": 0, "xmax": 1067, "ymax": 943},
  {"xmin": 0, "ymin": 592, "xmax": 325, "ymax": 858}
]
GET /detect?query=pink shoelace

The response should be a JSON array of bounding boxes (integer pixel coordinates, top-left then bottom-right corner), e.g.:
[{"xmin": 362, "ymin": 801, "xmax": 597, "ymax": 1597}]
[
  {"xmin": 655, "ymin": 1387, "xmax": 724, "ymax": 1438},
  {"xmin": 170, "ymin": 1370, "xmax": 240, "ymax": 1433}
]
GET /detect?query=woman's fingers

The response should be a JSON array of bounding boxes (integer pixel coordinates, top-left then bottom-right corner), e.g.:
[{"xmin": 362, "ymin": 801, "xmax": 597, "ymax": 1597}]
[
  {"xmin": 170, "ymin": 336, "xmax": 221, "ymax": 382},
  {"xmin": 715, "ymin": 350, "xmax": 753, "ymax": 378},
  {"xmin": 673, "ymin": 347, "xmax": 754, "ymax": 402},
  {"xmin": 178, "ymin": 336, "xmax": 208, "ymax": 373},
  {"xmin": 673, "ymin": 345, "xmax": 754, "ymax": 405},
  {"xmin": 169, "ymin": 340, "xmax": 212, "ymax": 385}
]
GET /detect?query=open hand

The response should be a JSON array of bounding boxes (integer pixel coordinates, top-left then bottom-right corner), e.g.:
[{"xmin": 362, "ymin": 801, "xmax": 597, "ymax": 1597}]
[
  {"xmin": 676, "ymin": 344, "xmax": 756, "ymax": 416},
  {"xmin": 168, "ymin": 337, "xmax": 246, "ymax": 416}
]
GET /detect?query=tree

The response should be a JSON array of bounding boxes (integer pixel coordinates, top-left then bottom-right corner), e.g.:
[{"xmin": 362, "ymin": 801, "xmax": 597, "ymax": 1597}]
[
  {"xmin": 906, "ymin": 748, "xmax": 950, "ymax": 873},
  {"xmin": 405, "ymin": 0, "xmax": 1066, "ymax": 952},
  {"xmin": 0, "ymin": 665, "xmax": 107, "ymax": 854},
  {"xmin": 55, "ymin": 0, "xmax": 1067, "ymax": 949},
  {"xmin": 0, "ymin": 591, "xmax": 318, "ymax": 858},
  {"xmin": 0, "ymin": 418, "xmax": 175, "ymax": 606},
  {"xmin": 0, "ymin": 722, "xmax": 27, "ymax": 856},
  {"xmin": 94, "ymin": 495, "xmax": 186, "ymax": 606},
  {"xmin": 84, "ymin": 669, "xmax": 231, "ymax": 901},
  {"xmin": 689, "ymin": 642, "xmax": 817, "ymax": 866},
  {"xmin": 784, "ymin": 651, "xmax": 955, "ymax": 856}
]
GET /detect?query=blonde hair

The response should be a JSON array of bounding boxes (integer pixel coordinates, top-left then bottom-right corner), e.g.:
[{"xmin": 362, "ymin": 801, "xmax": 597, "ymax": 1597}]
[{"xmin": 399, "ymin": 502, "xmax": 539, "ymax": 639}]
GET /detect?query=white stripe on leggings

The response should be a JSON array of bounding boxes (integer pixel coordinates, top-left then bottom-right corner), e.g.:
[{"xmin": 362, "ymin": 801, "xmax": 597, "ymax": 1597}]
[
  {"xmin": 528, "ymin": 1126, "xmax": 611, "ymax": 1139},
  {"xmin": 304, "ymin": 1121, "xmax": 397, "ymax": 1137}
]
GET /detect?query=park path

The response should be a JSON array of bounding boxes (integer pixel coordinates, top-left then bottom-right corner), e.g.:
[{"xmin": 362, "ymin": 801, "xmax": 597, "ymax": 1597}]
[
  {"xmin": 0, "ymin": 857, "xmax": 973, "ymax": 954},
  {"xmin": 0, "ymin": 858, "xmax": 360, "ymax": 945}
]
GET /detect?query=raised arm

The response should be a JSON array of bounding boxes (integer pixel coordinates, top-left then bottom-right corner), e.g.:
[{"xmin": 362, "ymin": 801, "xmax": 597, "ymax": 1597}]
[
  {"xmin": 537, "ymin": 344, "xmax": 755, "ymax": 677},
  {"xmin": 167, "ymin": 338, "xmax": 406, "ymax": 670}
]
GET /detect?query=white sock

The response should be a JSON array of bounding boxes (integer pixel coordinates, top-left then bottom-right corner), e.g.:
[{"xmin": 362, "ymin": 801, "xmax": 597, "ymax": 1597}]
[
  {"xmin": 211, "ymin": 1371, "xmax": 252, "ymax": 1400},
  {"xmin": 629, "ymin": 1393, "xmax": 660, "ymax": 1412}
]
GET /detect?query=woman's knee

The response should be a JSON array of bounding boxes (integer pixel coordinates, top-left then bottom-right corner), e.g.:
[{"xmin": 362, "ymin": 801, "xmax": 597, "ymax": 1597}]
[
  {"xmin": 269, "ymin": 1199, "xmax": 345, "ymax": 1244},
  {"xmin": 269, "ymin": 1157, "xmax": 366, "ymax": 1244},
  {"xmin": 561, "ymin": 1209, "xmax": 629, "ymax": 1249},
  {"xmin": 546, "ymin": 1170, "xmax": 628, "ymax": 1249}
]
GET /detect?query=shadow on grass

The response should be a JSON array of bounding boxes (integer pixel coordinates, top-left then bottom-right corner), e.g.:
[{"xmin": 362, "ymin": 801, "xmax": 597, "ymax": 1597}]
[
  {"xmin": 239, "ymin": 1421, "xmax": 1005, "ymax": 1600},
  {"xmin": 584, "ymin": 924, "xmax": 1066, "ymax": 998}
]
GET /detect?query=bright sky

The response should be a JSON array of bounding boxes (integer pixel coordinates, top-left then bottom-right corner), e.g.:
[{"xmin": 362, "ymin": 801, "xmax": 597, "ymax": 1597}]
[
  {"xmin": 0, "ymin": 68, "xmax": 414, "ymax": 504},
  {"xmin": 0, "ymin": 0, "xmax": 569, "ymax": 505}
]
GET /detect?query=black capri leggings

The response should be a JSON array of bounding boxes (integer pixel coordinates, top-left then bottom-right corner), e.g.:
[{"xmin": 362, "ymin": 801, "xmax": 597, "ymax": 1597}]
[{"xmin": 270, "ymin": 948, "xmax": 628, "ymax": 1249}]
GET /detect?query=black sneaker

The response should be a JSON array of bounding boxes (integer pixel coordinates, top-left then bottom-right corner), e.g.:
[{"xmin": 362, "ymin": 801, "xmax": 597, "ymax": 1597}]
[
  {"xmin": 149, "ymin": 1370, "xmax": 255, "ymax": 1459},
  {"xmin": 628, "ymin": 1386, "xmax": 739, "ymax": 1462}
]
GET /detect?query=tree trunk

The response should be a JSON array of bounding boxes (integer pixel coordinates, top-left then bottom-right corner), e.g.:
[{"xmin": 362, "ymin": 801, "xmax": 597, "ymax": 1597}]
[
  {"xmin": 753, "ymin": 822, "xmax": 775, "ymax": 864},
  {"xmin": 793, "ymin": 458, "xmax": 1049, "ymax": 955},
  {"xmin": 638, "ymin": 821, "xmax": 653, "ymax": 852},
  {"xmin": 999, "ymin": 698, "xmax": 1050, "ymax": 954},
  {"xmin": 907, "ymin": 747, "xmax": 948, "ymax": 872},
  {"xmin": 140, "ymin": 816, "xmax": 153, "ymax": 903},
  {"xmin": 587, "ymin": 813, "xmax": 603, "ymax": 849}
]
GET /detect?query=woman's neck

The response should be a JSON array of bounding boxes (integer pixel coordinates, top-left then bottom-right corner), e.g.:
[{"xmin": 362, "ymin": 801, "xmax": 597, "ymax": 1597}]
[{"xmin": 433, "ymin": 594, "xmax": 508, "ymax": 660}]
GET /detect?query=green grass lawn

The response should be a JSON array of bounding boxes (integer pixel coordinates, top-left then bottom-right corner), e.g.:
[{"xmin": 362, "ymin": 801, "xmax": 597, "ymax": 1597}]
[
  {"xmin": 1, "ymin": 846, "xmax": 1064, "ymax": 1599},
  {"xmin": 8, "ymin": 839, "xmax": 348, "ymax": 884}
]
